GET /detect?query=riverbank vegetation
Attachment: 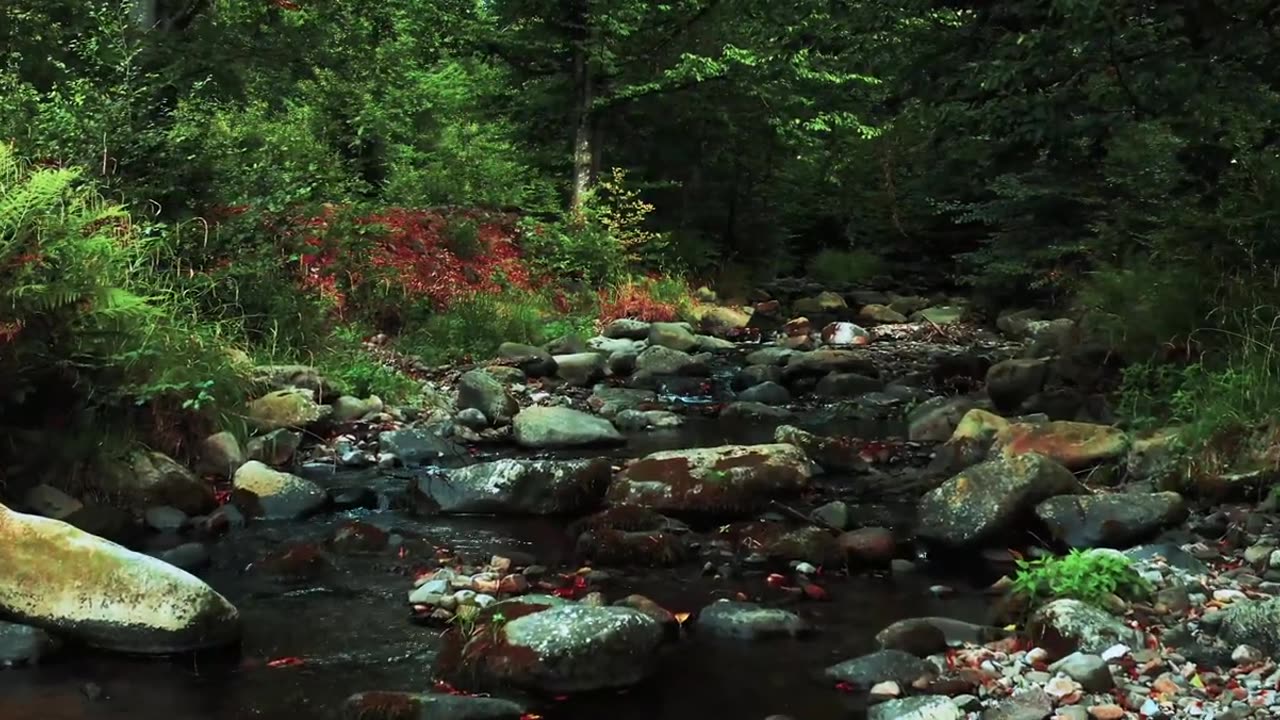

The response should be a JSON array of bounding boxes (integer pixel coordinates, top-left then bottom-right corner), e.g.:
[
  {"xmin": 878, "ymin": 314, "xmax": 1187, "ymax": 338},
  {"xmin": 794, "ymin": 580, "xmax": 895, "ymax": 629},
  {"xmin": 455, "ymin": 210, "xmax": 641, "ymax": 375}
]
[{"xmin": 4, "ymin": 0, "xmax": 1280, "ymax": 478}]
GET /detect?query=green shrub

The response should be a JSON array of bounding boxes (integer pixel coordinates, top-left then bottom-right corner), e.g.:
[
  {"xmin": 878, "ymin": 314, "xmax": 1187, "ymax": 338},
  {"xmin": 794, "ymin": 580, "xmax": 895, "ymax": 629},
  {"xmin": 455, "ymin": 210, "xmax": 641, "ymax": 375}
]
[
  {"xmin": 406, "ymin": 291, "xmax": 550, "ymax": 365},
  {"xmin": 444, "ymin": 217, "xmax": 483, "ymax": 260},
  {"xmin": 1012, "ymin": 549, "xmax": 1152, "ymax": 609},
  {"xmin": 806, "ymin": 248, "xmax": 886, "ymax": 287}
]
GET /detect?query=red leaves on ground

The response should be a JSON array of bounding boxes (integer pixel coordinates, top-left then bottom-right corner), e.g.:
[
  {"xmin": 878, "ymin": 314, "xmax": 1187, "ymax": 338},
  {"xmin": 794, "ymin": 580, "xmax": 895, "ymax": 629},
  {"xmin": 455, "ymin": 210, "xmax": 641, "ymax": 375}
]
[
  {"xmin": 597, "ymin": 279, "xmax": 681, "ymax": 323},
  {"xmin": 266, "ymin": 656, "xmax": 304, "ymax": 668}
]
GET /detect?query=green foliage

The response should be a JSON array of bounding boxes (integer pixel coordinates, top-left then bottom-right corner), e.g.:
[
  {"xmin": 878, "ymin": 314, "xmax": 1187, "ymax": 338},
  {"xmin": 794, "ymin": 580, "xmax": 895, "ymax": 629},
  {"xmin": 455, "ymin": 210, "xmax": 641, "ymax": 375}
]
[
  {"xmin": 443, "ymin": 218, "xmax": 483, "ymax": 261},
  {"xmin": 806, "ymin": 248, "xmax": 886, "ymax": 288},
  {"xmin": 405, "ymin": 291, "xmax": 550, "ymax": 365},
  {"xmin": 1012, "ymin": 549, "xmax": 1152, "ymax": 610}
]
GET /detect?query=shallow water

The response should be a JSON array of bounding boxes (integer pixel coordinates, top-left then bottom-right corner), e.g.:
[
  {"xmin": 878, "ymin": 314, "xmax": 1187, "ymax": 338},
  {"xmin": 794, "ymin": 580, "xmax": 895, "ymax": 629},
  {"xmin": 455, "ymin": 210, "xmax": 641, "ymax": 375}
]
[{"xmin": 0, "ymin": 418, "xmax": 992, "ymax": 720}]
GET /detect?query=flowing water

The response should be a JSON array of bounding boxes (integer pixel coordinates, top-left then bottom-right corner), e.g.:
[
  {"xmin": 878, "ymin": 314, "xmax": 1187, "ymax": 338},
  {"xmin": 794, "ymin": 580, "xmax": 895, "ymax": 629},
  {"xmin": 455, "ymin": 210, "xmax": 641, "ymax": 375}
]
[{"xmin": 0, "ymin": 415, "xmax": 996, "ymax": 720}]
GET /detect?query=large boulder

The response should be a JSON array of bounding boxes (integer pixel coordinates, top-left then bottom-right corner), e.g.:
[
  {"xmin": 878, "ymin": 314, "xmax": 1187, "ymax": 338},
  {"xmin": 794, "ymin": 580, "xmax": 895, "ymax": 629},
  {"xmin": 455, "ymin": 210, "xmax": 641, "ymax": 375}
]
[
  {"xmin": 1221, "ymin": 597, "xmax": 1280, "ymax": 656},
  {"xmin": 607, "ymin": 444, "xmax": 811, "ymax": 515},
  {"xmin": 232, "ymin": 461, "xmax": 327, "ymax": 520},
  {"xmin": 100, "ymin": 450, "xmax": 216, "ymax": 516},
  {"xmin": 1034, "ymin": 492, "xmax": 1187, "ymax": 549},
  {"xmin": 413, "ymin": 459, "xmax": 612, "ymax": 515},
  {"xmin": 496, "ymin": 342, "xmax": 556, "ymax": 377},
  {"xmin": 635, "ymin": 345, "xmax": 706, "ymax": 375},
  {"xmin": 986, "ymin": 358, "xmax": 1051, "ymax": 414},
  {"xmin": 447, "ymin": 603, "xmax": 663, "ymax": 694},
  {"xmin": 378, "ymin": 428, "xmax": 466, "ymax": 467},
  {"xmin": 1027, "ymin": 599, "xmax": 1142, "ymax": 655},
  {"xmin": 247, "ymin": 388, "xmax": 327, "ymax": 432},
  {"xmin": 695, "ymin": 601, "xmax": 810, "ymax": 640},
  {"xmin": 553, "ymin": 353, "xmax": 608, "ymax": 387},
  {"xmin": 824, "ymin": 649, "xmax": 937, "ymax": 689},
  {"xmin": 782, "ymin": 349, "xmax": 878, "ymax": 382},
  {"xmin": 994, "ymin": 421, "xmax": 1130, "ymax": 470},
  {"xmin": 647, "ymin": 322, "xmax": 698, "ymax": 352},
  {"xmin": 917, "ymin": 453, "xmax": 1082, "ymax": 548},
  {"xmin": 458, "ymin": 369, "xmax": 518, "ymax": 424},
  {"xmin": 196, "ymin": 431, "xmax": 247, "ymax": 478},
  {"xmin": 0, "ymin": 503, "xmax": 240, "ymax": 653},
  {"xmin": 512, "ymin": 407, "xmax": 624, "ymax": 449}
]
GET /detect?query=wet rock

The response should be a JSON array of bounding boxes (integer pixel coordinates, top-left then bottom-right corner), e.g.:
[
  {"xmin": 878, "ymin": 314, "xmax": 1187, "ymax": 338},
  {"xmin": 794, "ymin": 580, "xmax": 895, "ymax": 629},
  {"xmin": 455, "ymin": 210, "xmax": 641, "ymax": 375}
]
[
  {"xmin": 497, "ymin": 342, "xmax": 557, "ymax": 377},
  {"xmin": 512, "ymin": 406, "xmax": 624, "ymax": 449},
  {"xmin": 994, "ymin": 421, "xmax": 1130, "ymax": 471},
  {"xmin": 247, "ymin": 388, "xmax": 327, "ymax": 432},
  {"xmin": 774, "ymin": 425, "xmax": 868, "ymax": 473},
  {"xmin": 614, "ymin": 409, "xmax": 652, "ymax": 431},
  {"xmin": 340, "ymin": 691, "xmax": 527, "ymax": 720},
  {"xmin": 987, "ymin": 358, "xmax": 1051, "ymax": 414},
  {"xmin": 934, "ymin": 409, "xmax": 1010, "ymax": 472},
  {"xmin": 21, "ymin": 484, "xmax": 82, "ymax": 520},
  {"xmin": 1126, "ymin": 428, "xmax": 1181, "ymax": 482},
  {"xmin": 812, "ymin": 501, "xmax": 850, "ymax": 530},
  {"xmin": 154, "ymin": 542, "xmax": 211, "ymax": 573},
  {"xmin": 196, "ymin": 431, "xmax": 246, "ymax": 478},
  {"xmin": 232, "ymin": 461, "xmax": 327, "ymax": 520},
  {"xmin": 815, "ymin": 372, "xmax": 884, "ymax": 398},
  {"xmin": 588, "ymin": 386, "xmax": 657, "ymax": 417},
  {"xmin": 246, "ymin": 428, "xmax": 302, "ymax": 466},
  {"xmin": 837, "ymin": 527, "xmax": 896, "ymax": 565},
  {"xmin": 587, "ymin": 335, "xmax": 641, "ymax": 356},
  {"xmin": 1049, "ymin": 652, "xmax": 1114, "ymax": 692},
  {"xmin": 414, "ymin": 458, "xmax": 611, "ymax": 515},
  {"xmin": 734, "ymin": 365, "xmax": 785, "ymax": 390},
  {"xmin": 820, "ymin": 321, "xmax": 871, "ymax": 346},
  {"xmin": 997, "ymin": 309, "xmax": 1042, "ymax": 338},
  {"xmin": 868, "ymin": 696, "xmax": 961, "ymax": 720},
  {"xmin": 144, "ymin": 506, "xmax": 188, "ymax": 532},
  {"xmin": 1034, "ymin": 492, "xmax": 1188, "ymax": 549},
  {"xmin": 635, "ymin": 345, "xmax": 706, "ymax": 375},
  {"xmin": 908, "ymin": 396, "xmax": 979, "ymax": 443},
  {"xmin": 455, "ymin": 407, "xmax": 489, "ymax": 430},
  {"xmin": 1220, "ymin": 597, "xmax": 1280, "ymax": 656},
  {"xmin": 0, "ymin": 621, "xmax": 61, "ymax": 666},
  {"xmin": 911, "ymin": 306, "xmax": 967, "ymax": 325},
  {"xmin": 101, "ymin": 450, "xmax": 216, "ymax": 516},
  {"xmin": 745, "ymin": 347, "xmax": 795, "ymax": 367},
  {"xmin": 984, "ymin": 687, "xmax": 1052, "ymax": 720},
  {"xmin": 607, "ymin": 349, "xmax": 638, "ymax": 376},
  {"xmin": 607, "ymin": 443, "xmax": 811, "ymax": 515},
  {"xmin": 754, "ymin": 525, "xmax": 842, "ymax": 566},
  {"xmin": 696, "ymin": 601, "xmax": 810, "ymax": 640},
  {"xmin": 647, "ymin": 322, "xmax": 698, "ymax": 352},
  {"xmin": 0, "ymin": 503, "xmax": 239, "ymax": 652},
  {"xmin": 554, "ymin": 352, "xmax": 608, "ymax": 387},
  {"xmin": 824, "ymin": 649, "xmax": 937, "ymax": 689},
  {"xmin": 1028, "ymin": 599, "xmax": 1142, "ymax": 655},
  {"xmin": 738, "ymin": 381, "xmax": 792, "ymax": 405},
  {"xmin": 720, "ymin": 401, "xmax": 793, "ymax": 421},
  {"xmin": 699, "ymin": 306, "xmax": 752, "ymax": 337},
  {"xmin": 451, "ymin": 604, "xmax": 663, "ymax": 693},
  {"xmin": 329, "ymin": 521, "xmax": 390, "ymax": 554},
  {"xmin": 918, "ymin": 453, "xmax": 1081, "ymax": 548},
  {"xmin": 458, "ymin": 369, "xmax": 518, "ymax": 424},
  {"xmin": 378, "ymin": 427, "xmax": 466, "ymax": 466},
  {"xmin": 876, "ymin": 617, "xmax": 1005, "ymax": 657},
  {"xmin": 858, "ymin": 304, "xmax": 909, "ymax": 324},
  {"xmin": 603, "ymin": 318, "xmax": 652, "ymax": 340},
  {"xmin": 793, "ymin": 291, "xmax": 847, "ymax": 315},
  {"xmin": 614, "ymin": 594, "xmax": 678, "ymax": 634},
  {"xmin": 783, "ymin": 349, "xmax": 878, "ymax": 382},
  {"xmin": 332, "ymin": 395, "xmax": 382, "ymax": 423},
  {"xmin": 695, "ymin": 335, "xmax": 737, "ymax": 352}
]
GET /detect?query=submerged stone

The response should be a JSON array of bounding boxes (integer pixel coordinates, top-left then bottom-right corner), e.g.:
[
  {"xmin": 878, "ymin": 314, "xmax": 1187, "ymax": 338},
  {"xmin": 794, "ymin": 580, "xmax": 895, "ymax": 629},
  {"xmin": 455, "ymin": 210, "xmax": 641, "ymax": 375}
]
[{"xmin": 606, "ymin": 443, "xmax": 811, "ymax": 515}]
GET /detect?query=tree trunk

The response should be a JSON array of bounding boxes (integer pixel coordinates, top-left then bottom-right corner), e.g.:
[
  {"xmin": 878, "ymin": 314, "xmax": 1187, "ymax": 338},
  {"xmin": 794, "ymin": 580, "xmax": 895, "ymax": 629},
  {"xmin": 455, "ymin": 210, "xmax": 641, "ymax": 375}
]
[{"xmin": 569, "ymin": 0, "xmax": 594, "ymax": 212}]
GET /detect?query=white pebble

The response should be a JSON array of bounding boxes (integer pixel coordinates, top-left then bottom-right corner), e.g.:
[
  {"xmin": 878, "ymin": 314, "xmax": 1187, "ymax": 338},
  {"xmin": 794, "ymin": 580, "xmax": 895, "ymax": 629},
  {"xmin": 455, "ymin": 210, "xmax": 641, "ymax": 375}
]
[
  {"xmin": 1102, "ymin": 644, "xmax": 1131, "ymax": 662},
  {"xmin": 795, "ymin": 562, "xmax": 818, "ymax": 575},
  {"xmin": 1214, "ymin": 589, "xmax": 1248, "ymax": 602},
  {"xmin": 474, "ymin": 593, "xmax": 496, "ymax": 608},
  {"xmin": 1233, "ymin": 644, "xmax": 1264, "ymax": 665}
]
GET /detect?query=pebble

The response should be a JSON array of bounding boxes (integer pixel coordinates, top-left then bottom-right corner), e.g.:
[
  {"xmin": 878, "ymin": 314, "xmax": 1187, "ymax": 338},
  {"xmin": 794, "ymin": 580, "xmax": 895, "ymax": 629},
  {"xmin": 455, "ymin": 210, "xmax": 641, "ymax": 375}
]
[
  {"xmin": 794, "ymin": 562, "xmax": 817, "ymax": 576},
  {"xmin": 1214, "ymin": 589, "xmax": 1248, "ymax": 602},
  {"xmin": 1234, "ymin": 645, "xmax": 1265, "ymax": 666},
  {"xmin": 868, "ymin": 680, "xmax": 900, "ymax": 700}
]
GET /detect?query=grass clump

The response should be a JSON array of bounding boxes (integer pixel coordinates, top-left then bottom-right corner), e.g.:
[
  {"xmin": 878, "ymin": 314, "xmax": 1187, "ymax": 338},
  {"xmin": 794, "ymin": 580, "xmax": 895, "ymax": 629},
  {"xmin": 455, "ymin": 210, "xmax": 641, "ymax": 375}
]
[{"xmin": 1012, "ymin": 549, "xmax": 1152, "ymax": 609}]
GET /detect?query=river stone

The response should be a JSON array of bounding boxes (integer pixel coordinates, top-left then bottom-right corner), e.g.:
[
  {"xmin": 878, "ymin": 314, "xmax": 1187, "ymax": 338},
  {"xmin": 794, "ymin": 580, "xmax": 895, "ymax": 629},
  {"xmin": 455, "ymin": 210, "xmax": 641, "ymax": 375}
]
[
  {"xmin": 745, "ymin": 347, "xmax": 795, "ymax": 366},
  {"xmin": 984, "ymin": 687, "xmax": 1052, "ymax": 720},
  {"xmin": 734, "ymin": 365, "xmax": 784, "ymax": 390},
  {"xmin": 824, "ymin": 649, "xmax": 937, "ymax": 689},
  {"xmin": 457, "ymin": 369, "xmax": 518, "ymax": 425},
  {"xmin": 934, "ymin": 408, "xmax": 1011, "ymax": 472},
  {"xmin": 1220, "ymin": 597, "xmax": 1280, "ymax": 656},
  {"xmin": 100, "ymin": 450, "xmax": 216, "ymax": 516},
  {"xmin": 512, "ymin": 406, "xmax": 624, "ymax": 449},
  {"xmin": 911, "ymin": 306, "xmax": 967, "ymax": 325},
  {"xmin": 782, "ymin": 349, "xmax": 878, "ymax": 382},
  {"xmin": 247, "ymin": 388, "xmax": 326, "ymax": 432},
  {"xmin": 793, "ymin": 291, "xmax": 847, "ymax": 315},
  {"xmin": 1027, "ymin": 599, "xmax": 1142, "ymax": 655},
  {"xmin": 0, "ymin": 503, "xmax": 240, "ymax": 653},
  {"xmin": 1126, "ymin": 428, "xmax": 1182, "ymax": 482},
  {"xmin": 647, "ymin": 322, "xmax": 698, "ymax": 352},
  {"xmin": 1048, "ymin": 652, "xmax": 1113, "ymax": 691},
  {"xmin": 196, "ymin": 431, "xmax": 246, "ymax": 478},
  {"xmin": 497, "ymin": 342, "xmax": 556, "ymax": 377},
  {"xmin": 554, "ymin": 353, "xmax": 608, "ymax": 387},
  {"xmin": 908, "ymin": 396, "xmax": 979, "ymax": 442},
  {"xmin": 820, "ymin": 321, "xmax": 870, "ymax": 346},
  {"xmin": 720, "ymin": 401, "xmax": 792, "ymax": 421},
  {"xmin": 987, "ymin": 358, "xmax": 1051, "ymax": 413},
  {"xmin": 155, "ymin": 542, "xmax": 212, "ymax": 573},
  {"xmin": 696, "ymin": 601, "xmax": 809, "ymax": 640},
  {"xmin": 635, "ymin": 345, "xmax": 706, "ymax": 375},
  {"xmin": 815, "ymin": 372, "xmax": 884, "ymax": 398},
  {"xmin": 232, "ymin": 461, "xmax": 327, "ymax": 520},
  {"xmin": 341, "ymin": 691, "xmax": 527, "ymax": 720},
  {"xmin": 876, "ymin": 617, "xmax": 1006, "ymax": 657},
  {"xmin": 603, "ymin": 318, "xmax": 652, "ymax": 340},
  {"xmin": 144, "ymin": 505, "xmax": 188, "ymax": 532},
  {"xmin": 993, "ymin": 421, "xmax": 1130, "ymax": 470},
  {"xmin": 774, "ymin": 425, "xmax": 867, "ymax": 473},
  {"xmin": 587, "ymin": 335, "xmax": 641, "ymax": 356},
  {"xmin": 699, "ymin": 306, "xmax": 752, "ymax": 337},
  {"xmin": 414, "ymin": 458, "xmax": 611, "ymax": 515},
  {"xmin": 21, "ymin": 484, "xmax": 82, "ymax": 520},
  {"xmin": 858, "ymin": 304, "xmax": 909, "ymax": 325},
  {"xmin": 695, "ymin": 335, "xmax": 736, "ymax": 352},
  {"xmin": 868, "ymin": 696, "xmax": 961, "ymax": 720},
  {"xmin": 332, "ymin": 395, "xmax": 382, "ymax": 423},
  {"xmin": 481, "ymin": 605, "xmax": 663, "ymax": 693},
  {"xmin": 378, "ymin": 427, "xmax": 465, "ymax": 466},
  {"xmin": 812, "ymin": 501, "xmax": 850, "ymax": 530},
  {"xmin": 588, "ymin": 386, "xmax": 657, "ymax": 417},
  {"xmin": 251, "ymin": 363, "xmax": 334, "ymax": 399},
  {"xmin": 607, "ymin": 443, "xmax": 811, "ymax": 515},
  {"xmin": 246, "ymin": 428, "xmax": 302, "ymax": 466},
  {"xmin": 917, "ymin": 453, "xmax": 1081, "ymax": 548},
  {"xmin": 737, "ymin": 381, "xmax": 792, "ymax": 405},
  {"xmin": 1034, "ymin": 492, "xmax": 1188, "ymax": 549},
  {"xmin": 0, "ymin": 621, "xmax": 60, "ymax": 666}
]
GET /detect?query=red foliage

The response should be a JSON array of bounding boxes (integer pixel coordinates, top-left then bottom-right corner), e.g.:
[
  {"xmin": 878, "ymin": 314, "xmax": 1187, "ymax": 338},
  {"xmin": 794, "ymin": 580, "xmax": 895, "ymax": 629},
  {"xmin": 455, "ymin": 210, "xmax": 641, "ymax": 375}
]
[
  {"xmin": 597, "ymin": 280, "xmax": 680, "ymax": 323},
  {"xmin": 297, "ymin": 208, "xmax": 534, "ymax": 312}
]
